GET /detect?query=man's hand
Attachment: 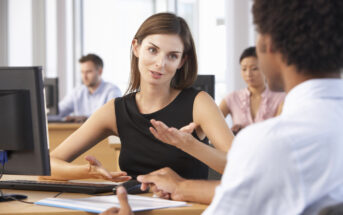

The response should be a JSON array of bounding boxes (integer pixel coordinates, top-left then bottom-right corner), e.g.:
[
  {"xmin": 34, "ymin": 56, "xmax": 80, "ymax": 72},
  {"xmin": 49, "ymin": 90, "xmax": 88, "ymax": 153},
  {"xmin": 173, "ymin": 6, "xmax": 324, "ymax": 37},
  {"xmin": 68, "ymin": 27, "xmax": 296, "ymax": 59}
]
[
  {"xmin": 100, "ymin": 186, "xmax": 133, "ymax": 215},
  {"xmin": 137, "ymin": 167, "xmax": 185, "ymax": 201},
  {"xmin": 149, "ymin": 119, "xmax": 197, "ymax": 149},
  {"xmin": 85, "ymin": 155, "xmax": 131, "ymax": 182}
]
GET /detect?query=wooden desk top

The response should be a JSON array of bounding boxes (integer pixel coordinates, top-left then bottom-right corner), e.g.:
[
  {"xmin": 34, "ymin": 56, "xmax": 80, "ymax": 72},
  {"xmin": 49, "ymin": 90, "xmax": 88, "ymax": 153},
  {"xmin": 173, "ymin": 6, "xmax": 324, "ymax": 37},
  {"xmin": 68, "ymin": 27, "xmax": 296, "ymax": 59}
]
[
  {"xmin": 48, "ymin": 123, "xmax": 83, "ymax": 130},
  {"xmin": 0, "ymin": 175, "xmax": 207, "ymax": 215}
]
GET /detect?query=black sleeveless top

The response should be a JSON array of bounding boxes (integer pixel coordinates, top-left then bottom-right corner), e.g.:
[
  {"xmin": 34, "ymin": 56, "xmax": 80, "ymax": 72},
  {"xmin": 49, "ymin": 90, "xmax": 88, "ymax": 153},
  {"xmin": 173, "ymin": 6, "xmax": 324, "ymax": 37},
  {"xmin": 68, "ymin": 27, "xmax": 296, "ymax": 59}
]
[{"xmin": 115, "ymin": 87, "xmax": 209, "ymax": 179}]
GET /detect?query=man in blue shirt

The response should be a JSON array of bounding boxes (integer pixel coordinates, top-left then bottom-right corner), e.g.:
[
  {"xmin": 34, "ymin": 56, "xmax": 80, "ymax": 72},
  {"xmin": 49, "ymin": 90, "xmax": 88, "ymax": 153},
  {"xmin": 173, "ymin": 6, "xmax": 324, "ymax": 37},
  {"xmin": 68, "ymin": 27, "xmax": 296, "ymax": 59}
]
[{"xmin": 59, "ymin": 54, "xmax": 121, "ymax": 122}]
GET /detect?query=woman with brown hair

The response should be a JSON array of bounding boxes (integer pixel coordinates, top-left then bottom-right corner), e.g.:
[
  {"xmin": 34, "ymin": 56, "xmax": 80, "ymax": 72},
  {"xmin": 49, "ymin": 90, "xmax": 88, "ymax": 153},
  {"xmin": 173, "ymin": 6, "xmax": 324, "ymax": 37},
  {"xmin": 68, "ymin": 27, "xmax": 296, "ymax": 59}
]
[{"xmin": 47, "ymin": 13, "xmax": 233, "ymax": 181}]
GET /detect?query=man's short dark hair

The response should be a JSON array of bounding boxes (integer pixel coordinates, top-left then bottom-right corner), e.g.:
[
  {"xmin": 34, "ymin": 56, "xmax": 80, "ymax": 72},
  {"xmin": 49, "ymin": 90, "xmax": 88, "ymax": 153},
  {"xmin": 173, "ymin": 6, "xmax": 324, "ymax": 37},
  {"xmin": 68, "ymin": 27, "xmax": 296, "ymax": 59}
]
[
  {"xmin": 79, "ymin": 54, "xmax": 103, "ymax": 69},
  {"xmin": 252, "ymin": 0, "xmax": 343, "ymax": 75},
  {"xmin": 240, "ymin": 47, "xmax": 257, "ymax": 63}
]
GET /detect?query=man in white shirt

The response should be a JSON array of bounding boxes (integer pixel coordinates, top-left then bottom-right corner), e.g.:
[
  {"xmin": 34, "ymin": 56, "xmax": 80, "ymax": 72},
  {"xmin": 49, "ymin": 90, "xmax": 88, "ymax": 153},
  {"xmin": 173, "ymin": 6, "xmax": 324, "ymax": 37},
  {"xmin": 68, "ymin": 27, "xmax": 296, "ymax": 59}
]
[
  {"xmin": 100, "ymin": 0, "xmax": 343, "ymax": 214},
  {"xmin": 58, "ymin": 54, "xmax": 121, "ymax": 122}
]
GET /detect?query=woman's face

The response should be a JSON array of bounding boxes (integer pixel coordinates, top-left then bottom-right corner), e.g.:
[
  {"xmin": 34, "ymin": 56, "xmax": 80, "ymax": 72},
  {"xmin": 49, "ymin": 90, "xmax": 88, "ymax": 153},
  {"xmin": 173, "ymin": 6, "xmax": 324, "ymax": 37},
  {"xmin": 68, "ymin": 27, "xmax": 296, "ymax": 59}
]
[
  {"xmin": 132, "ymin": 34, "xmax": 185, "ymax": 88},
  {"xmin": 240, "ymin": 56, "xmax": 265, "ymax": 88}
]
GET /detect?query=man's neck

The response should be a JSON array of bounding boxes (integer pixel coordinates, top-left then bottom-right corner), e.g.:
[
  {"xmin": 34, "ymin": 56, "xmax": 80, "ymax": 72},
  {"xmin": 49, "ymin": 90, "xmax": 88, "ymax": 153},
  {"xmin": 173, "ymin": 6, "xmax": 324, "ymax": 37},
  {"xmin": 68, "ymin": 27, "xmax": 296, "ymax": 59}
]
[{"xmin": 281, "ymin": 65, "xmax": 341, "ymax": 93}]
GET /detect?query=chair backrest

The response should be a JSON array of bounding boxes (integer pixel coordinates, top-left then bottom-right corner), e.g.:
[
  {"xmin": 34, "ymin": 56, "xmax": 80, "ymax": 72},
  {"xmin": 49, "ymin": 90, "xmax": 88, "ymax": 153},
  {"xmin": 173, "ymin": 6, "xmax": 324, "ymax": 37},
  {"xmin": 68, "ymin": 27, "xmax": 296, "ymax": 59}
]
[{"xmin": 192, "ymin": 75, "xmax": 215, "ymax": 99}]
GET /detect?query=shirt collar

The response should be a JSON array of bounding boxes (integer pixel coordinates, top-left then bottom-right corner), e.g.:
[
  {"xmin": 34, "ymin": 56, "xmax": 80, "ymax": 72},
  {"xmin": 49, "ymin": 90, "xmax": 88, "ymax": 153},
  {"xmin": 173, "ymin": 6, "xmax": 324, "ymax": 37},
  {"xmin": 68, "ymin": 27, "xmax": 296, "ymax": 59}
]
[
  {"xmin": 89, "ymin": 79, "xmax": 104, "ymax": 95},
  {"xmin": 282, "ymin": 78, "xmax": 343, "ymax": 114},
  {"xmin": 244, "ymin": 86, "xmax": 269, "ymax": 98}
]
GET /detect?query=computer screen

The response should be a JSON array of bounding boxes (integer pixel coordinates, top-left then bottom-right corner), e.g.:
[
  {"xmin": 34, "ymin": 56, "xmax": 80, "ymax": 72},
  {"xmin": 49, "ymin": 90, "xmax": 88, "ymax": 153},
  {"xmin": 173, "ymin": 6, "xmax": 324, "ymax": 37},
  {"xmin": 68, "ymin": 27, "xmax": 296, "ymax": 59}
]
[
  {"xmin": 0, "ymin": 67, "xmax": 50, "ymax": 176},
  {"xmin": 44, "ymin": 78, "xmax": 59, "ymax": 115}
]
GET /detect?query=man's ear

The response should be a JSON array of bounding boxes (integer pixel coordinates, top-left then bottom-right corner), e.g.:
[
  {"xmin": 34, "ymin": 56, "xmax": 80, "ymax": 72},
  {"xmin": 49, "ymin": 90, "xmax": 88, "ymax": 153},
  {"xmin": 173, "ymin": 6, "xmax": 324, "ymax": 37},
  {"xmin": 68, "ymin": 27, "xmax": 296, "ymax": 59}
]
[
  {"xmin": 177, "ymin": 55, "xmax": 187, "ymax": 69},
  {"xmin": 132, "ymin": 39, "xmax": 140, "ymax": 58}
]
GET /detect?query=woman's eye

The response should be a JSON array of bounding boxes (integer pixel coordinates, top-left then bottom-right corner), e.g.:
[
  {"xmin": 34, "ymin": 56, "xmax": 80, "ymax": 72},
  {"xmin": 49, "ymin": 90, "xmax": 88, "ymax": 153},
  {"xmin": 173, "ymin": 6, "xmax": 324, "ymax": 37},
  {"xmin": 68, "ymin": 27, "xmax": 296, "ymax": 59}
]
[
  {"xmin": 168, "ymin": 54, "xmax": 178, "ymax": 60},
  {"xmin": 148, "ymin": 47, "xmax": 157, "ymax": 54}
]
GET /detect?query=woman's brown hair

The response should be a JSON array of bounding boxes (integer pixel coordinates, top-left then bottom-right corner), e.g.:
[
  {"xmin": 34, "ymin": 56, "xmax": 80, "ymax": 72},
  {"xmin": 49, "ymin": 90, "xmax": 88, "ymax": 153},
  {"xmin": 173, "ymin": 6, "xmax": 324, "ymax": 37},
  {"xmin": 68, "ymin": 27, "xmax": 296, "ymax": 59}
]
[{"xmin": 126, "ymin": 12, "xmax": 198, "ymax": 94}]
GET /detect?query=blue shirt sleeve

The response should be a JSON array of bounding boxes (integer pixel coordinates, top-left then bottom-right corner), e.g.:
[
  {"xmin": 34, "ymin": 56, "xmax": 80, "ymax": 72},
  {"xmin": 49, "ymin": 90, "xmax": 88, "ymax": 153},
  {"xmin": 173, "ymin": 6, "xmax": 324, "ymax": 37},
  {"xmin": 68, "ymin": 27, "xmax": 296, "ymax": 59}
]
[{"xmin": 58, "ymin": 91, "xmax": 75, "ymax": 118}]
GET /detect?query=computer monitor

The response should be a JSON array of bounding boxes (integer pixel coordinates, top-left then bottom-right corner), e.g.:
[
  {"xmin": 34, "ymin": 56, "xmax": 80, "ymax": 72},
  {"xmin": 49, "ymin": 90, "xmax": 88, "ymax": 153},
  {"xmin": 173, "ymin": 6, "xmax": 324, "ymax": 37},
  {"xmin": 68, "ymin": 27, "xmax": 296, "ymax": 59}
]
[
  {"xmin": 0, "ymin": 67, "xmax": 50, "ymax": 176},
  {"xmin": 44, "ymin": 78, "xmax": 59, "ymax": 115},
  {"xmin": 192, "ymin": 75, "xmax": 215, "ymax": 99}
]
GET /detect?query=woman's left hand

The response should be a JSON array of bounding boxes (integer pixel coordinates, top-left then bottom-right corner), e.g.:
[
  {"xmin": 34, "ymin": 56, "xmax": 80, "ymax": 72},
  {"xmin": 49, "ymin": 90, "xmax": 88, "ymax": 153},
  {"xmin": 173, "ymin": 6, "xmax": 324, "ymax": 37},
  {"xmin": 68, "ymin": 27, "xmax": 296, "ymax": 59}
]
[{"xmin": 149, "ymin": 119, "xmax": 197, "ymax": 149}]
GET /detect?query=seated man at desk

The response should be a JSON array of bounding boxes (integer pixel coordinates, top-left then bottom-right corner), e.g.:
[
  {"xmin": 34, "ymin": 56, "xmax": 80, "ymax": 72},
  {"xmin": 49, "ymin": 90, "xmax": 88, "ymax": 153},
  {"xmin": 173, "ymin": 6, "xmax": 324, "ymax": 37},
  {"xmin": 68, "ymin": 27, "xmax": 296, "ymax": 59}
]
[
  {"xmin": 59, "ymin": 53, "xmax": 121, "ymax": 122},
  {"xmin": 101, "ymin": 0, "xmax": 343, "ymax": 214}
]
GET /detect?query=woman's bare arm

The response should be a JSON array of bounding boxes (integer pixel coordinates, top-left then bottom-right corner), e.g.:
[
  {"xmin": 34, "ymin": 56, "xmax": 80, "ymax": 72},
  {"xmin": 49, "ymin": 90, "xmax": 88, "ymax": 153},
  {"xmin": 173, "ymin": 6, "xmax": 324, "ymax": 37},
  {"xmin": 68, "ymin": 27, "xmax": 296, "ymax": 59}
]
[{"xmin": 45, "ymin": 99, "xmax": 131, "ymax": 182}]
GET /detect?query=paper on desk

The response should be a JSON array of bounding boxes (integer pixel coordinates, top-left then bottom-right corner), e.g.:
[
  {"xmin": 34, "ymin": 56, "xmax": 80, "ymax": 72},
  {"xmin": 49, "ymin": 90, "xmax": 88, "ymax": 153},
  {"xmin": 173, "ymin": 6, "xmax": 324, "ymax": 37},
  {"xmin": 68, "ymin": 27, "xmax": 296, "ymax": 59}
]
[{"xmin": 35, "ymin": 195, "xmax": 189, "ymax": 213}]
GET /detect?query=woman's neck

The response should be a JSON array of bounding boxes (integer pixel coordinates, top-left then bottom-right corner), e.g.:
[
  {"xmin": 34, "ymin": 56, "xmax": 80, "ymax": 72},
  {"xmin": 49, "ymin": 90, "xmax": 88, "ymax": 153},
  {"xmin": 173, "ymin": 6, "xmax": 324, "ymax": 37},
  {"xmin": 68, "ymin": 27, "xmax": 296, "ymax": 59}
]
[
  {"xmin": 136, "ymin": 82, "xmax": 179, "ymax": 114},
  {"xmin": 248, "ymin": 84, "xmax": 266, "ymax": 97}
]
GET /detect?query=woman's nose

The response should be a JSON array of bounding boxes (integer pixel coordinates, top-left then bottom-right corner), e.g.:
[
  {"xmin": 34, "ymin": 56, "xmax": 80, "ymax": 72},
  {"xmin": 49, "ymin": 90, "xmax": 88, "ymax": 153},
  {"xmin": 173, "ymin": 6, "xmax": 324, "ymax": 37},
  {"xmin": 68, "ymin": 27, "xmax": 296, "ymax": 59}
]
[{"xmin": 155, "ymin": 55, "xmax": 166, "ymax": 68}]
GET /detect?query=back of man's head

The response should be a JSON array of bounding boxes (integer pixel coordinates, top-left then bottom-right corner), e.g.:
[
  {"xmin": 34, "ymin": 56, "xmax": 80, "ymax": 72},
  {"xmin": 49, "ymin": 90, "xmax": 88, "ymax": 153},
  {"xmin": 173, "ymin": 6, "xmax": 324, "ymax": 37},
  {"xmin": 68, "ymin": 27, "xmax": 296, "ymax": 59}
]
[
  {"xmin": 79, "ymin": 54, "xmax": 104, "ymax": 70},
  {"xmin": 252, "ymin": 0, "xmax": 343, "ymax": 76}
]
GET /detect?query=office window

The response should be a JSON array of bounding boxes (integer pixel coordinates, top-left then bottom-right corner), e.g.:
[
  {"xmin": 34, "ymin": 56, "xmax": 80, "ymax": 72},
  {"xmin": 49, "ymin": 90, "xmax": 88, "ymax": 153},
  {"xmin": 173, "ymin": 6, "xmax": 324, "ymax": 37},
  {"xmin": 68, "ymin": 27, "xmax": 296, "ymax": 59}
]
[{"xmin": 83, "ymin": 0, "xmax": 154, "ymax": 93}]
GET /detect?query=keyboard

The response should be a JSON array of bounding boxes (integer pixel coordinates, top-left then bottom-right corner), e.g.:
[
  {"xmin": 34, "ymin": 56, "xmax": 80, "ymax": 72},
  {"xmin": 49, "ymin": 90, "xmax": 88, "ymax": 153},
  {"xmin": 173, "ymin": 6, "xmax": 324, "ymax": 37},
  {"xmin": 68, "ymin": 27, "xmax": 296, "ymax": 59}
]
[{"xmin": 0, "ymin": 180, "xmax": 118, "ymax": 194}]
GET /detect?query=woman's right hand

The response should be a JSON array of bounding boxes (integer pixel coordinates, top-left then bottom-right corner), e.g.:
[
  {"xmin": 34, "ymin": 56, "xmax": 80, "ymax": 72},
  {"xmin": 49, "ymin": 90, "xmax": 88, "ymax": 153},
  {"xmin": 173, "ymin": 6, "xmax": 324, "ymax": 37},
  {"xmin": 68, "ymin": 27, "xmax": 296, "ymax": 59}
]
[
  {"xmin": 149, "ymin": 119, "xmax": 198, "ymax": 150},
  {"xmin": 85, "ymin": 155, "xmax": 131, "ymax": 182}
]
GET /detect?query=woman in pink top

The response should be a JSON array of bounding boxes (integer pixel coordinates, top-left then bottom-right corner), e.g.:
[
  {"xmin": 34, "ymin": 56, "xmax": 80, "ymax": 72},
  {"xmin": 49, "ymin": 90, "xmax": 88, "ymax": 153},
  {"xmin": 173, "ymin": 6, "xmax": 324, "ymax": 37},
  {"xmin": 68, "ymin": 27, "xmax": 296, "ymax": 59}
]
[{"xmin": 219, "ymin": 47, "xmax": 285, "ymax": 134}]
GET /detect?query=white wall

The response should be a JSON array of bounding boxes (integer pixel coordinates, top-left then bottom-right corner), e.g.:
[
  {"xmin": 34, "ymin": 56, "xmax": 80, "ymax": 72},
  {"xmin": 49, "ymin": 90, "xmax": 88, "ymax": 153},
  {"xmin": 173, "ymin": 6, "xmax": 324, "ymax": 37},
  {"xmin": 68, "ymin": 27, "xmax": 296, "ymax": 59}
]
[{"xmin": 225, "ymin": 0, "xmax": 256, "ymax": 95}]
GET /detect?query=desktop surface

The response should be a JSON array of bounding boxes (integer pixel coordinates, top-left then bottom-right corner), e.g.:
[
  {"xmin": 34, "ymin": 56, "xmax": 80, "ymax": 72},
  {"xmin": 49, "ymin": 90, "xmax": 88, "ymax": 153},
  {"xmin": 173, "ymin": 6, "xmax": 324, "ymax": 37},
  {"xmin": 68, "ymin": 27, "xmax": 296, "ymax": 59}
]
[{"xmin": 0, "ymin": 175, "xmax": 207, "ymax": 215}]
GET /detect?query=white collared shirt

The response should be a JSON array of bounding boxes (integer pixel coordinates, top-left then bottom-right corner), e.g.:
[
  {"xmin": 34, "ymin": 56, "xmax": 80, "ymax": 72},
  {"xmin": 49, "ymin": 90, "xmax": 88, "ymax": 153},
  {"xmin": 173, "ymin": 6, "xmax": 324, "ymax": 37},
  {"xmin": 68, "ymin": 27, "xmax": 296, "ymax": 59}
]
[
  {"xmin": 58, "ymin": 80, "xmax": 121, "ymax": 117},
  {"xmin": 204, "ymin": 79, "xmax": 343, "ymax": 215}
]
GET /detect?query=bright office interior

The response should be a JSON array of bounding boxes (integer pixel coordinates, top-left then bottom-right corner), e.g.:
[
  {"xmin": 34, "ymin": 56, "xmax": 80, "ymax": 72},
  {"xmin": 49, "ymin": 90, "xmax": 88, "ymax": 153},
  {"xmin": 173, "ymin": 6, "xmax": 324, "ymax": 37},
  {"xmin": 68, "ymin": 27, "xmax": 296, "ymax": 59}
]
[{"xmin": 0, "ymin": 0, "xmax": 256, "ymax": 108}]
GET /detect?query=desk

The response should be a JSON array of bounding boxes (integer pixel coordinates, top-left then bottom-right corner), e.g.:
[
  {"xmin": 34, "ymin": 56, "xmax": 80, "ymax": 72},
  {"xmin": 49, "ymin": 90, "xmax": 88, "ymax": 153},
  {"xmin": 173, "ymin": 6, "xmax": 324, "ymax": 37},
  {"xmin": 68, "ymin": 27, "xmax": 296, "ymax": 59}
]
[
  {"xmin": 108, "ymin": 136, "xmax": 121, "ymax": 171},
  {"xmin": 0, "ymin": 175, "xmax": 207, "ymax": 215},
  {"xmin": 48, "ymin": 123, "xmax": 117, "ymax": 171}
]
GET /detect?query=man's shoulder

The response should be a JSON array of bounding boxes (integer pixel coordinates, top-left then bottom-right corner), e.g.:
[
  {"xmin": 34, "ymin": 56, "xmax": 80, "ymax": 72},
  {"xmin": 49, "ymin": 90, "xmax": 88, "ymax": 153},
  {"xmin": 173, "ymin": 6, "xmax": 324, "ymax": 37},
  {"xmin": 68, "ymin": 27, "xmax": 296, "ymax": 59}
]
[
  {"xmin": 102, "ymin": 81, "xmax": 120, "ymax": 90},
  {"xmin": 234, "ymin": 116, "xmax": 290, "ymax": 152},
  {"xmin": 102, "ymin": 81, "xmax": 121, "ymax": 96}
]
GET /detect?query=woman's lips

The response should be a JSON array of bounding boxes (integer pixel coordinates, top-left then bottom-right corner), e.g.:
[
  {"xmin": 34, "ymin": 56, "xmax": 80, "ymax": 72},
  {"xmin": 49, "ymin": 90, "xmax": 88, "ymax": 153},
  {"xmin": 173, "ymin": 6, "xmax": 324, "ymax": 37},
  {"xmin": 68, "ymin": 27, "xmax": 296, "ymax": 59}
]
[{"xmin": 150, "ymin": 70, "xmax": 162, "ymax": 79}]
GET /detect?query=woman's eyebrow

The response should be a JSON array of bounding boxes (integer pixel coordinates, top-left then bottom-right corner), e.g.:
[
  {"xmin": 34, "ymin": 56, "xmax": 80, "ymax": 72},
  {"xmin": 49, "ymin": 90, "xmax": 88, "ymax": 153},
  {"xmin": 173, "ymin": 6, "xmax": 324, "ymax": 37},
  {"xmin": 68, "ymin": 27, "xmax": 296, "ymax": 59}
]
[
  {"xmin": 149, "ymin": 42, "xmax": 159, "ymax": 49},
  {"xmin": 149, "ymin": 42, "xmax": 182, "ymax": 54}
]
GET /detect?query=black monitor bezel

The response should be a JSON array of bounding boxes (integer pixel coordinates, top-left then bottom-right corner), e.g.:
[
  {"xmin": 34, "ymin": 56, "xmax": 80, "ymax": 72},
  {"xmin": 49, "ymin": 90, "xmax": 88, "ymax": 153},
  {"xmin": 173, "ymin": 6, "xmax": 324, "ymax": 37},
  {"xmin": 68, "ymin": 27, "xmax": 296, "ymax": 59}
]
[{"xmin": 0, "ymin": 67, "xmax": 50, "ymax": 176}]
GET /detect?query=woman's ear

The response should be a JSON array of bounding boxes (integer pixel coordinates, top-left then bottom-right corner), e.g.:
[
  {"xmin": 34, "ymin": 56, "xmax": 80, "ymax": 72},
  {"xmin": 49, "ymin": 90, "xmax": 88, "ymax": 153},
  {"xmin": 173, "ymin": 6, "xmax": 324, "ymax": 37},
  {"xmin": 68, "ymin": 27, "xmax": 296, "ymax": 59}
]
[
  {"xmin": 177, "ymin": 55, "xmax": 188, "ymax": 69},
  {"xmin": 132, "ymin": 39, "xmax": 140, "ymax": 58}
]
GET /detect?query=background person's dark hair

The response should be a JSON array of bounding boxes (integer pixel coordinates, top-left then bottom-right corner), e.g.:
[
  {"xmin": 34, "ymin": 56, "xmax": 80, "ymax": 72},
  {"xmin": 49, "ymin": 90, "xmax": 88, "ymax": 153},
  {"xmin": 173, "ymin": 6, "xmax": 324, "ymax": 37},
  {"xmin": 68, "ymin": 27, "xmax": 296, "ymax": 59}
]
[
  {"xmin": 127, "ymin": 12, "xmax": 198, "ymax": 94},
  {"xmin": 79, "ymin": 54, "xmax": 104, "ymax": 70},
  {"xmin": 240, "ymin": 46, "xmax": 257, "ymax": 63},
  {"xmin": 252, "ymin": 0, "xmax": 343, "ymax": 75}
]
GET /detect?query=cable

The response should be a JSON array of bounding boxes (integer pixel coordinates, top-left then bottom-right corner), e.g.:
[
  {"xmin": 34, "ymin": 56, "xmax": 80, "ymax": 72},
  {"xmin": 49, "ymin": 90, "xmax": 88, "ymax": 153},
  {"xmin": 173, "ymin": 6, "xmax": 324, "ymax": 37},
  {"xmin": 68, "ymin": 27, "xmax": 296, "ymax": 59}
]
[
  {"xmin": 53, "ymin": 192, "xmax": 64, "ymax": 198},
  {"xmin": 0, "ymin": 150, "xmax": 34, "ymax": 204}
]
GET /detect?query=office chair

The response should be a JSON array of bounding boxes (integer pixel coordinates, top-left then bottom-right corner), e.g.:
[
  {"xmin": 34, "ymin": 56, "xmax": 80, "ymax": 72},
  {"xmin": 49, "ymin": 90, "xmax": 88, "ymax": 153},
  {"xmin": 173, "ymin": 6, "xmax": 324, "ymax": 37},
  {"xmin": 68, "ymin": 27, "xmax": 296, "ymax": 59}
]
[
  {"xmin": 191, "ymin": 75, "xmax": 221, "ymax": 180},
  {"xmin": 192, "ymin": 75, "xmax": 215, "ymax": 99}
]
